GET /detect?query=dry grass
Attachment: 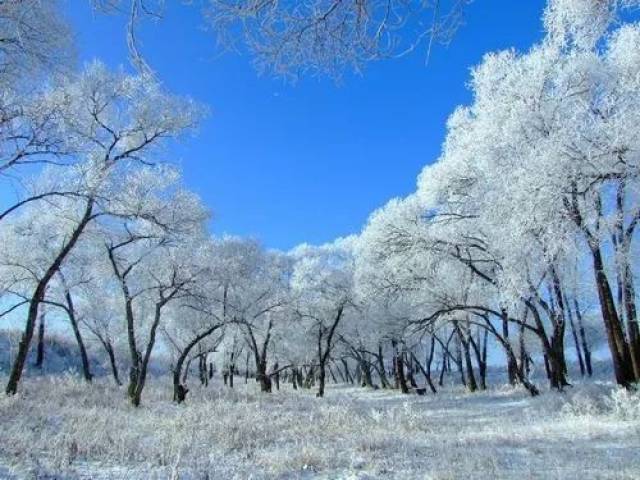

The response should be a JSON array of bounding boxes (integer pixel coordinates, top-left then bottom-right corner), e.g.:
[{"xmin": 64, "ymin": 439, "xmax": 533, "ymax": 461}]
[{"xmin": 0, "ymin": 375, "xmax": 638, "ymax": 479}]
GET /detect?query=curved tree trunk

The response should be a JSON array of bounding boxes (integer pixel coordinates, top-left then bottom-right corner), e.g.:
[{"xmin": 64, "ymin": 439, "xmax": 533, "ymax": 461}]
[
  {"xmin": 131, "ymin": 302, "xmax": 163, "ymax": 407},
  {"xmin": 65, "ymin": 291, "xmax": 92, "ymax": 382},
  {"xmin": 573, "ymin": 299, "xmax": 592, "ymax": 376},
  {"xmin": 590, "ymin": 245, "xmax": 634, "ymax": 387},
  {"xmin": 315, "ymin": 305, "xmax": 344, "ymax": 398},
  {"xmin": 565, "ymin": 294, "xmax": 585, "ymax": 376},
  {"xmin": 172, "ymin": 323, "xmax": 222, "ymax": 403},
  {"xmin": 35, "ymin": 310, "xmax": 45, "ymax": 369},
  {"xmin": 104, "ymin": 340, "xmax": 121, "ymax": 386},
  {"xmin": 377, "ymin": 344, "xmax": 391, "ymax": 388}
]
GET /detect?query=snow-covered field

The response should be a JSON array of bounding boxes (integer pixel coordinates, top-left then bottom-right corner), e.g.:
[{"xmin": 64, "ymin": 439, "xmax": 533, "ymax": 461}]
[{"xmin": 0, "ymin": 376, "xmax": 638, "ymax": 479}]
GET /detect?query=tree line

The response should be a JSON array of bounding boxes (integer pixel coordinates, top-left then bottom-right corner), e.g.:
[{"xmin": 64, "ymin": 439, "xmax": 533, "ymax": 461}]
[{"xmin": 1, "ymin": 0, "xmax": 639, "ymax": 407}]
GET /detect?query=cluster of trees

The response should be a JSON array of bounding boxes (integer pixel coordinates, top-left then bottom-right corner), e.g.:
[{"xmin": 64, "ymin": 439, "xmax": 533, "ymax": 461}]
[
  {"xmin": 1, "ymin": 0, "xmax": 639, "ymax": 408},
  {"xmin": 358, "ymin": 0, "xmax": 640, "ymax": 395}
]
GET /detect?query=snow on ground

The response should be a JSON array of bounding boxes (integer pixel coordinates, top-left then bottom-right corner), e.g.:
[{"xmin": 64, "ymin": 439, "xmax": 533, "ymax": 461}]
[{"xmin": 0, "ymin": 376, "xmax": 638, "ymax": 479}]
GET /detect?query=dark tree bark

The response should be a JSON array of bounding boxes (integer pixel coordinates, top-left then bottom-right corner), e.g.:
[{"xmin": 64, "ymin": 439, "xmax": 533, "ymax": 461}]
[
  {"xmin": 391, "ymin": 339, "xmax": 410, "ymax": 394},
  {"xmin": 518, "ymin": 321, "xmax": 531, "ymax": 379},
  {"xmin": 502, "ymin": 310, "xmax": 517, "ymax": 386},
  {"xmin": 130, "ymin": 302, "xmax": 163, "ymax": 407},
  {"xmin": 526, "ymin": 299, "xmax": 568, "ymax": 390},
  {"xmin": 613, "ymin": 182, "xmax": 640, "ymax": 380},
  {"xmin": 245, "ymin": 350, "xmax": 250, "ymax": 384},
  {"xmin": 104, "ymin": 340, "xmax": 121, "ymax": 386},
  {"xmin": 438, "ymin": 352, "xmax": 447, "ymax": 387},
  {"xmin": 456, "ymin": 323, "xmax": 477, "ymax": 392},
  {"xmin": 377, "ymin": 343, "xmax": 391, "ymax": 388},
  {"xmin": 64, "ymin": 289, "xmax": 92, "ymax": 382},
  {"xmin": 406, "ymin": 353, "xmax": 418, "ymax": 389},
  {"xmin": 622, "ymin": 259, "xmax": 640, "ymax": 380},
  {"xmin": 396, "ymin": 352, "xmax": 409, "ymax": 393},
  {"xmin": 340, "ymin": 358, "xmax": 353, "ymax": 384},
  {"xmin": 566, "ymin": 189, "xmax": 634, "ymax": 386},
  {"xmin": 85, "ymin": 322, "xmax": 121, "ymax": 386},
  {"xmin": 565, "ymin": 294, "xmax": 585, "ymax": 376},
  {"xmin": 590, "ymin": 245, "xmax": 634, "ymax": 386},
  {"xmin": 359, "ymin": 354, "xmax": 374, "ymax": 388},
  {"xmin": 411, "ymin": 350, "xmax": 436, "ymax": 394},
  {"xmin": 468, "ymin": 327, "xmax": 486, "ymax": 390},
  {"xmin": 273, "ymin": 362, "xmax": 281, "ymax": 390},
  {"xmin": 481, "ymin": 328, "xmax": 489, "ymax": 382},
  {"xmin": 172, "ymin": 324, "xmax": 222, "ymax": 403},
  {"xmin": 316, "ymin": 305, "xmax": 344, "ymax": 398},
  {"xmin": 573, "ymin": 299, "xmax": 592, "ymax": 376},
  {"xmin": 34, "ymin": 309, "xmax": 46, "ymax": 369}
]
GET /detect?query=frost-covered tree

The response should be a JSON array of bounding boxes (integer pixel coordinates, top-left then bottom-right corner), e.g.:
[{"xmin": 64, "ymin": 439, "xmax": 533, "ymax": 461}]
[
  {"xmin": 3, "ymin": 62, "xmax": 202, "ymax": 396},
  {"xmin": 354, "ymin": 0, "xmax": 640, "ymax": 393},
  {"xmin": 0, "ymin": 0, "xmax": 72, "ymax": 85},
  {"xmin": 291, "ymin": 236, "xmax": 357, "ymax": 397},
  {"xmin": 100, "ymin": 180, "xmax": 209, "ymax": 406},
  {"xmin": 421, "ymin": 0, "xmax": 640, "ymax": 387},
  {"xmin": 206, "ymin": 0, "xmax": 469, "ymax": 78}
]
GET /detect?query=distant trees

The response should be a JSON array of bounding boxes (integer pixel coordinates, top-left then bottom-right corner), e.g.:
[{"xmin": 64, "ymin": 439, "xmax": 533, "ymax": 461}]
[{"xmin": 291, "ymin": 237, "xmax": 357, "ymax": 397}]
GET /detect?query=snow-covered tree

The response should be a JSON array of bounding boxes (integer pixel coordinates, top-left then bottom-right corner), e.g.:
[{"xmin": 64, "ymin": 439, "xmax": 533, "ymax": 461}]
[
  {"xmin": 3, "ymin": 62, "xmax": 203, "ymax": 396},
  {"xmin": 290, "ymin": 236, "xmax": 357, "ymax": 397}
]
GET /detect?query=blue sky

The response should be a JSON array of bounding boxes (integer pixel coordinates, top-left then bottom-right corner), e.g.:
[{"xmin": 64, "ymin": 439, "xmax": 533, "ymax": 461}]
[{"xmin": 64, "ymin": 0, "xmax": 547, "ymax": 250}]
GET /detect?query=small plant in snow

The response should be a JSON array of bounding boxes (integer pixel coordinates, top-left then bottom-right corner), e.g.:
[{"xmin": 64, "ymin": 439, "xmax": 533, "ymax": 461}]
[{"xmin": 606, "ymin": 388, "xmax": 640, "ymax": 421}]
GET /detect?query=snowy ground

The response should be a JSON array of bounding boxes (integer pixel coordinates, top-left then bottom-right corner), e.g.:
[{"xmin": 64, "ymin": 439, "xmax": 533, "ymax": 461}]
[{"xmin": 0, "ymin": 375, "xmax": 638, "ymax": 479}]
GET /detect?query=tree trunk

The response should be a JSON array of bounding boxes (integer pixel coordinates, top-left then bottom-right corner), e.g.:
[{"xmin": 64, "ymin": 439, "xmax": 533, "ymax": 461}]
[
  {"xmin": 315, "ymin": 305, "xmax": 344, "ymax": 397},
  {"xmin": 411, "ymin": 350, "xmax": 437, "ymax": 394},
  {"xmin": 502, "ymin": 310, "xmax": 517, "ymax": 385},
  {"xmin": 438, "ymin": 356, "xmax": 447, "ymax": 387},
  {"xmin": 549, "ymin": 274, "xmax": 570, "ymax": 387},
  {"xmin": 565, "ymin": 295, "xmax": 585, "ymax": 376},
  {"xmin": 395, "ymin": 349, "xmax": 409, "ymax": 394},
  {"xmin": 257, "ymin": 361, "xmax": 272, "ymax": 392},
  {"xmin": 590, "ymin": 245, "xmax": 634, "ymax": 386},
  {"xmin": 622, "ymin": 261, "xmax": 640, "ymax": 380},
  {"xmin": 316, "ymin": 361, "xmax": 326, "ymax": 397},
  {"xmin": 426, "ymin": 336, "xmax": 437, "ymax": 393},
  {"xmin": 377, "ymin": 343, "xmax": 391, "ymax": 388},
  {"xmin": 518, "ymin": 322, "xmax": 531, "ymax": 379},
  {"xmin": 469, "ymin": 329, "xmax": 486, "ymax": 390},
  {"xmin": 327, "ymin": 363, "xmax": 337, "ymax": 384},
  {"xmin": 459, "ymin": 327, "xmax": 477, "ymax": 392},
  {"xmin": 104, "ymin": 340, "xmax": 121, "ymax": 386},
  {"xmin": 340, "ymin": 359, "xmax": 353, "ymax": 384},
  {"xmin": 573, "ymin": 299, "xmax": 592, "ymax": 376},
  {"xmin": 360, "ymin": 356, "xmax": 373, "ymax": 388},
  {"xmin": 455, "ymin": 334, "xmax": 466, "ymax": 387},
  {"xmin": 125, "ymin": 298, "xmax": 141, "ymax": 401},
  {"xmin": 406, "ymin": 354, "xmax": 418, "ymax": 388},
  {"xmin": 274, "ymin": 362, "xmax": 281, "ymax": 390},
  {"xmin": 245, "ymin": 351, "xmax": 250, "ymax": 384},
  {"xmin": 131, "ymin": 302, "xmax": 163, "ymax": 407},
  {"xmin": 35, "ymin": 309, "xmax": 46, "ymax": 369},
  {"xmin": 65, "ymin": 291, "xmax": 92, "ymax": 382}
]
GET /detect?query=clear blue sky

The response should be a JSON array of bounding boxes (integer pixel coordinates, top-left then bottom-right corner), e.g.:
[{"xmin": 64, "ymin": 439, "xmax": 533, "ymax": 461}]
[{"xmin": 64, "ymin": 0, "xmax": 547, "ymax": 250}]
